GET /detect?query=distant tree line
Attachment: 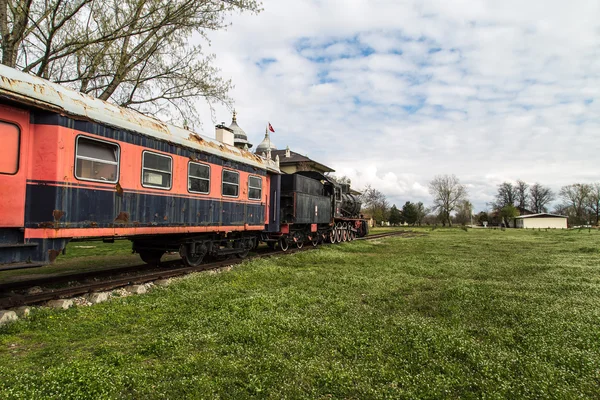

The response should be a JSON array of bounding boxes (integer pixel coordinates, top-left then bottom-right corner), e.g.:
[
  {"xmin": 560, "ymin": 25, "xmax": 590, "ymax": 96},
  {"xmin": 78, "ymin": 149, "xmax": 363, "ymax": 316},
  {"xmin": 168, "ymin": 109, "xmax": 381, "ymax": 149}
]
[
  {"xmin": 348, "ymin": 173, "xmax": 600, "ymax": 228},
  {"xmin": 486, "ymin": 180, "xmax": 600, "ymax": 227}
]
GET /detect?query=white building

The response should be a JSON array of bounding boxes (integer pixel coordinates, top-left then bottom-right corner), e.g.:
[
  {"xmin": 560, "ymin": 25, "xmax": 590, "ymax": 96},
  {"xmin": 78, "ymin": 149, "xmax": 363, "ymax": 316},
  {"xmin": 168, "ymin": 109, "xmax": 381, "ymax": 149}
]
[{"xmin": 514, "ymin": 213, "xmax": 568, "ymax": 229}]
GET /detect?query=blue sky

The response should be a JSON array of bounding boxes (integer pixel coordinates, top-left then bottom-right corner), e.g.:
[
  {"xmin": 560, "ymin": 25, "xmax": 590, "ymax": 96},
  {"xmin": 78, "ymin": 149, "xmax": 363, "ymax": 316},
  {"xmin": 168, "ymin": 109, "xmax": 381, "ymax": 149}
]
[{"xmin": 195, "ymin": 0, "xmax": 600, "ymax": 212}]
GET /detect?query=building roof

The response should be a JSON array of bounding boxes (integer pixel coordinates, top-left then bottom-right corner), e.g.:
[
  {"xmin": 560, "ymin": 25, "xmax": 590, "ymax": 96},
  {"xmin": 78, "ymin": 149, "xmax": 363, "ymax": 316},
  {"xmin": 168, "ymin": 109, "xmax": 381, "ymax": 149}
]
[
  {"xmin": 0, "ymin": 64, "xmax": 280, "ymax": 173},
  {"xmin": 255, "ymin": 131, "xmax": 276, "ymax": 154},
  {"xmin": 228, "ymin": 110, "xmax": 252, "ymax": 149},
  {"xmin": 271, "ymin": 149, "xmax": 335, "ymax": 173},
  {"xmin": 514, "ymin": 213, "xmax": 567, "ymax": 219}
]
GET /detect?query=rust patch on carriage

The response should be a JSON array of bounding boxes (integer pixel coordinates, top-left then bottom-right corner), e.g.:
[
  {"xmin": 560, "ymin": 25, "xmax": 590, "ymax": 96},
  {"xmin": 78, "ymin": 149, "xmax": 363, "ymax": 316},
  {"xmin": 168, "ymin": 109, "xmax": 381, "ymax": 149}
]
[
  {"xmin": 0, "ymin": 75, "xmax": 17, "ymax": 87},
  {"xmin": 38, "ymin": 221, "xmax": 55, "ymax": 229},
  {"xmin": 188, "ymin": 133, "xmax": 205, "ymax": 144},
  {"xmin": 53, "ymin": 210, "xmax": 65, "ymax": 221},
  {"xmin": 114, "ymin": 212, "xmax": 130, "ymax": 223},
  {"xmin": 90, "ymin": 222, "xmax": 98, "ymax": 227},
  {"xmin": 115, "ymin": 182, "xmax": 123, "ymax": 195},
  {"xmin": 140, "ymin": 118, "xmax": 169, "ymax": 134},
  {"xmin": 72, "ymin": 99, "xmax": 89, "ymax": 110},
  {"xmin": 32, "ymin": 84, "xmax": 45, "ymax": 94}
]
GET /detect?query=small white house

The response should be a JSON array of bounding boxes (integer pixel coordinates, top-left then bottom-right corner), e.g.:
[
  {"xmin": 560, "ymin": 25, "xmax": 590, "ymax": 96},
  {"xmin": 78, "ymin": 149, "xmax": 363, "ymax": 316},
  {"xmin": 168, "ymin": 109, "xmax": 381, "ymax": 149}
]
[{"xmin": 514, "ymin": 213, "xmax": 568, "ymax": 229}]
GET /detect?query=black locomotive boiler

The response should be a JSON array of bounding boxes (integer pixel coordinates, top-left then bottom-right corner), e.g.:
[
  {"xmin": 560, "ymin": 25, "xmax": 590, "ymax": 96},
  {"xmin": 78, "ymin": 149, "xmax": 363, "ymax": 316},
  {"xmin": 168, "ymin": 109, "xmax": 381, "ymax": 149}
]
[{"xmin": 265, "ymin": 171, "xmax": 368, "ymax": 250}]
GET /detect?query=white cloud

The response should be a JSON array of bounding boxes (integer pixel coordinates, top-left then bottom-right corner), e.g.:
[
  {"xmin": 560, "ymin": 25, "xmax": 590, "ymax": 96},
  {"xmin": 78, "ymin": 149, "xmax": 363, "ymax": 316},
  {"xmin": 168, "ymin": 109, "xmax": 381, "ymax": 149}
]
[{"xmin": 189, "ymin": 0, "xmax": 600, "ymax": 212}]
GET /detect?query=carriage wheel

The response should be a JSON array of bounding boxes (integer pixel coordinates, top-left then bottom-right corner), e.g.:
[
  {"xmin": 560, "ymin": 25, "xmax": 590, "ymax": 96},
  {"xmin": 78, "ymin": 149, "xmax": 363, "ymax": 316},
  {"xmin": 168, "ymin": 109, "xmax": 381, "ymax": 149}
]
[
  {"xmin": 236, "ymin": 238, "xmax": 252, "ymax": 259},
  {"xmin": 139, "ymin": 250, "xmax": 163, "ymax": 265},
  {"xmin": 180, "ymin": 244, "xmax": 205, "ymax": 267}
]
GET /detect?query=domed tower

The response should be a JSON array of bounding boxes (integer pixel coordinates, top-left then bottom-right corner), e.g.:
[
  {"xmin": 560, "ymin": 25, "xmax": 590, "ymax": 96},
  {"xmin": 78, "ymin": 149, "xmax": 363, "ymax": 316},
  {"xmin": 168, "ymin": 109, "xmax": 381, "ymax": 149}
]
[
  {"xmin": 255, "ymin": 128, "xmax": 276, "ymax": 156},
  {"xmin": 228, "ymin": 110, "xmax": 252, "ymax": 150}
]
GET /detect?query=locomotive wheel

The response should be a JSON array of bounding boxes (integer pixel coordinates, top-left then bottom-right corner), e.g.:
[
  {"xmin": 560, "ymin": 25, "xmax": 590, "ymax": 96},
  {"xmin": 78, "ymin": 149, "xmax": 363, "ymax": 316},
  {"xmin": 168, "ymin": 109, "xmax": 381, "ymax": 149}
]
[
  {"xmin": 342, "ymin": 222, "xmax": 348, "ymax": 242},
  {"xmin": 335, "ymin": 222, "xmax": 343, "ymax": 243},
  {"xmin": 328, "ymin": 229, "xmax": 336, "ymax": 244},
  {"xmin": 279, "ymin": 237, "xmax": 289, "ymax": 252},
  {"xmin": 311, "ymin": 235, "xmax": 319, "ymax": 247},
  {"xmin": 293, "ymin": 231, "xmax": 304, "ymax": 249},
  {"xmin": 139, "ymin": 250, "xmax": 163, "ymax": 265}
]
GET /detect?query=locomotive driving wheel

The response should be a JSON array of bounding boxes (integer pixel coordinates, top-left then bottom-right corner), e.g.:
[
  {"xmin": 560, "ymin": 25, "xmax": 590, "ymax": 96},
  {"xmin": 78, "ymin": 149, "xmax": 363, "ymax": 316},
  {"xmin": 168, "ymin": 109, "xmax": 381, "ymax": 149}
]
[
  {"xmin": 342, "ymin": 222, "xmax": 348, "ymax": 242},
  {"xmin": 328, "ymin": 229, "xmax": 336, "ymax": 243},
  {"xmin": 335, "ymin": 222, "xmax": 343, "ymax": 243}
]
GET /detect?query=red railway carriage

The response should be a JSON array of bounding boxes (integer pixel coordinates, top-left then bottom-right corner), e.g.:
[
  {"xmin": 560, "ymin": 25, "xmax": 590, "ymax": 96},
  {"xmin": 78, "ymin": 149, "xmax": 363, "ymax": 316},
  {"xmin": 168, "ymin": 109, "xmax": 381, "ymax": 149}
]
[{"xmin": 0, "ymin": 65, "xmax": 281, "ymax": 270}]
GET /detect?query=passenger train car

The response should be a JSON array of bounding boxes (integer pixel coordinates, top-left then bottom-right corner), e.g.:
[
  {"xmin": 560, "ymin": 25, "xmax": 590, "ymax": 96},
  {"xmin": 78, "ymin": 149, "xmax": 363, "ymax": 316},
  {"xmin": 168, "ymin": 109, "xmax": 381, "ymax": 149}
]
[{"xmin": 0, "ymin": 64, "xmax": 366, "ymax": 271}]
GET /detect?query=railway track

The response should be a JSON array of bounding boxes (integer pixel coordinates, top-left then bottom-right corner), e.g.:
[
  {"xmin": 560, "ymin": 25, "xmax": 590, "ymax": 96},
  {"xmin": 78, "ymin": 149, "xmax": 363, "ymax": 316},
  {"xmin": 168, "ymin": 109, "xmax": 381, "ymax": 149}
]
[{"xmin": 0, "ymin": 231, "xmax": 414, "ymax": 309}]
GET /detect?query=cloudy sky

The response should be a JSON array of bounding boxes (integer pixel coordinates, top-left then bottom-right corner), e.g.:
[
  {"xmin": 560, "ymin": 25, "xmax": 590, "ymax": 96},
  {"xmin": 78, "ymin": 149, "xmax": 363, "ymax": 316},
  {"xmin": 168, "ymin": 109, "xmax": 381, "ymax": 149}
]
[{"xmin": 195, "ymin": 0, "xmax": 600, "ymax": 212}]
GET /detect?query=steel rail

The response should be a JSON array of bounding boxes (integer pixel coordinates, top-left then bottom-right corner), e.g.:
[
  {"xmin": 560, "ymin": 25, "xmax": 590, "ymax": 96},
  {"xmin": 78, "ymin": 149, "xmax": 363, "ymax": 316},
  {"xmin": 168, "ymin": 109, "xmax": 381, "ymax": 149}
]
[{"xmin": 0, "ymin": 231, "xmax": 412, "ymax": 309}]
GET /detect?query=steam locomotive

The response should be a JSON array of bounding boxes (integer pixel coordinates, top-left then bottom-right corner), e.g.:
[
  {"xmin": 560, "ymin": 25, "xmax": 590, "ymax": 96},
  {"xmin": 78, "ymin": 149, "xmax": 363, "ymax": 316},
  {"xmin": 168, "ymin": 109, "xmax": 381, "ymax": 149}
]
[{"xmin": 0, "ymin": 64, "xmax": 367, "ymax": 271}]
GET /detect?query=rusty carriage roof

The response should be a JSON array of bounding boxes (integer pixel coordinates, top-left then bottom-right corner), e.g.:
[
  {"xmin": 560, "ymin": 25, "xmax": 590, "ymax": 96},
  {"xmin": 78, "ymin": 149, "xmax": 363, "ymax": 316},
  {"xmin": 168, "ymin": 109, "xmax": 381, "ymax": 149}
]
[{"xmin": 0, "ymin": 65, "xmax": 280, "ymax": 173}]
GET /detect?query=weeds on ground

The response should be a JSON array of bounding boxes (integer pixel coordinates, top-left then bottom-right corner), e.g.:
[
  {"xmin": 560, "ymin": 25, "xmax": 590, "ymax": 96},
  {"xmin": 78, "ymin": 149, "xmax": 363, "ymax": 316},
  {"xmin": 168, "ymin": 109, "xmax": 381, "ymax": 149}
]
[{"xmin": 1, "ymin": 229, "xmax": 600, "ymax": 399}]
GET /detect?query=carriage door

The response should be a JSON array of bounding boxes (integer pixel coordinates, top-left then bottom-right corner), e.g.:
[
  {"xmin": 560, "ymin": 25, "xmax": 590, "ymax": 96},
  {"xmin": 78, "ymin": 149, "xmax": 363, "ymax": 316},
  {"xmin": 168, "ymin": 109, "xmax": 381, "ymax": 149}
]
[{"xmin": 0, "ymin": 105, "xmax": 29, "ymax": 227}]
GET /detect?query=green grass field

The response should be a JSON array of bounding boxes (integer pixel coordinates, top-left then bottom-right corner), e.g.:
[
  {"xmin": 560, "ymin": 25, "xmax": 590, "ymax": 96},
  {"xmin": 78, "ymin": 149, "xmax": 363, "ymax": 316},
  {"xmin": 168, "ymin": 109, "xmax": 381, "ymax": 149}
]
[{"xmin": 1, "ymin": 228, "xmax": 600, "ymax": 399}]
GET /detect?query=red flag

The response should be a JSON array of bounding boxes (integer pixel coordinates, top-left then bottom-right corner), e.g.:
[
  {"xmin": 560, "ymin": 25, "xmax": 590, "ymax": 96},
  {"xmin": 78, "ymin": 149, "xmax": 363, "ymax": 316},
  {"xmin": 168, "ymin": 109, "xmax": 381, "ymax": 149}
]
[{"xmin": 268, "ymin": 122, "xmax": 275, "ymax": 133}]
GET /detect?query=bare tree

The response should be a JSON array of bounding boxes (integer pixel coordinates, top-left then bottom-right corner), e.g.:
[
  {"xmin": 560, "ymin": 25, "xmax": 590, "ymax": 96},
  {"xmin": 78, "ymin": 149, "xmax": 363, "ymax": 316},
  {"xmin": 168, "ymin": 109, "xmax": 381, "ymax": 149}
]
[
  {"xmin": 415, "ymin": 202, "xmax": 428, "ymax": 226},
  {"xmin": 559, "ymin": 183, "xmax": 592, "ymax": 226},
  {"xmin": 494, "ymin": 182, "xmax": 517, "ymax": 209},
  {"xmin": 325, "ymin": 174, "xmax": 351, "ymax": 185},
  {"xmin": 0, "ymin": 0, "xmax": 262, "ymax": 124},
  {"xmin": 428, "ymin": 174, "xmax": 468, "ymax": 226},
  {"xmin": 586, "ymin": 183, "xmax": 600, "ymax": 225},
  {"xmin": 360, "ymin": 185, "xmax": 389, "ymax": 224},
  {"xmin": 529, "ymin": 183, "xmax": 554, "ymax": 213},
  {"xmin": 515, "ymin": 180, "xmax": 529, "ymax": 210},
  {"xmin": 454, "ymin": 200, "xmax": 473, "ymax": 226}
]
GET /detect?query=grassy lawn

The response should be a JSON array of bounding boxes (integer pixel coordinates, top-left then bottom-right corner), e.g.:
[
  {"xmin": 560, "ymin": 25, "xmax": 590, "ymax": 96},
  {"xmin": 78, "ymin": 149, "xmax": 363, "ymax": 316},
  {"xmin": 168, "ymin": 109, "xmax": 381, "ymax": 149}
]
[
  {"xmin": 1, "ymin": 228, "xmax": 600, "ymax": 398},
  {"xmin": 0, "ymin": 240, "xmax": 138, "ymax": 283}
]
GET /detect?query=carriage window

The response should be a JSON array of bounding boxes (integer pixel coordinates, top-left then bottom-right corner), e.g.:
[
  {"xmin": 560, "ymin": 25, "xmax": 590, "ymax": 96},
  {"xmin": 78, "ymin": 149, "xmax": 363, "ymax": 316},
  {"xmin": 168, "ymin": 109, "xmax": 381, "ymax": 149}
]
[
  {"xmin": 222, "ymin": 170, "xmax": 239, "ymax": 197},
  {"xmin": 142, "ymin": 151, "xmax": 172, "ymax": 189},
  {"xmin": 75, "ymin": 136, "xmax": 119, "ymax": 183},
  {"xmin": 335, "ymin": 187, "xmax": 341, "ymax": 201},
  {"xmin": 0, "ymin": 122, "xmax": 19, "ymax": 174},
  {"xmin": 188, "ymin": 162, "xmax": 210, "ymax": 194},
  {"xmin": 248, "ymin": 176, "xmax": 262, "ymax": 200}
]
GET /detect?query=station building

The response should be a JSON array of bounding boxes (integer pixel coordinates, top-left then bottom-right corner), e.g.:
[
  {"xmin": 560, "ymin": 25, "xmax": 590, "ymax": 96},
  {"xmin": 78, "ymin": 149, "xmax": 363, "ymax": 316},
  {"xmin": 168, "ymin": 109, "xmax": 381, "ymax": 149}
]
[{"xmin": 514, "ymin": 213, "xmax": 568, "ymax": 229}]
